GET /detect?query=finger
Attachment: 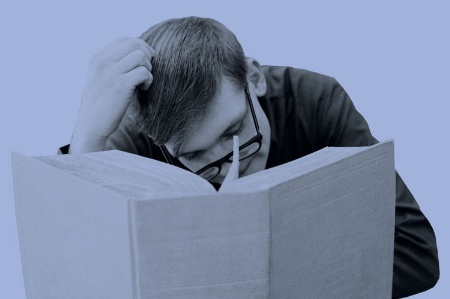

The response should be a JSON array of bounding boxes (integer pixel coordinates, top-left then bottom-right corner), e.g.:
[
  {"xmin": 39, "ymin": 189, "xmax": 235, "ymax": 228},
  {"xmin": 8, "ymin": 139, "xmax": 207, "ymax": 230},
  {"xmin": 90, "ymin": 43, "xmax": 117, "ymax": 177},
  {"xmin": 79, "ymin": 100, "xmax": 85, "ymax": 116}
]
[
  {"xmin": 116, "ymin": 49, "xmax": 152, "ymax": 74},
  {"xmin": 124, "ymin": 65, "xmax": 153, "ymax": 90},
  {"xmin": 96, "ymin": 37, "xmax": 130, "ymax": 57},
  {"xmin": 107, "ymin": 38, "xmax": 155, "ymax": 64},
  {"xmin": 141, "ymin": 41, "xmax": 157, "ymax": 57}
]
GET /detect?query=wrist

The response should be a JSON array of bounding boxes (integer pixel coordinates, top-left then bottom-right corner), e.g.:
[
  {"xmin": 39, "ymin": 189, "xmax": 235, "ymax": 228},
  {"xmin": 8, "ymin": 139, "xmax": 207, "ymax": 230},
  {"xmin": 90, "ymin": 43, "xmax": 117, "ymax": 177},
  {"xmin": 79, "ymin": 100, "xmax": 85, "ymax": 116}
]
[{"xmin": 69, "ymin": 125, "xmax": 109, "ymax": 154}]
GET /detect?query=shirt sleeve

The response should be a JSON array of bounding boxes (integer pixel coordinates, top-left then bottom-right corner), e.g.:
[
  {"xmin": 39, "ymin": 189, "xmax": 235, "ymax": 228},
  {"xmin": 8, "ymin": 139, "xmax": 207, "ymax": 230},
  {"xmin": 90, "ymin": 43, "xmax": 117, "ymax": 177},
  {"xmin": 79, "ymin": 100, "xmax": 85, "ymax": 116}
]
[
  {"xmin": 317, "ymin": 79, "xmax": 439, "ymax": 298},
  {"xmin": 57, "ymin": 144, "xmax": 70, "ymax": 154}
]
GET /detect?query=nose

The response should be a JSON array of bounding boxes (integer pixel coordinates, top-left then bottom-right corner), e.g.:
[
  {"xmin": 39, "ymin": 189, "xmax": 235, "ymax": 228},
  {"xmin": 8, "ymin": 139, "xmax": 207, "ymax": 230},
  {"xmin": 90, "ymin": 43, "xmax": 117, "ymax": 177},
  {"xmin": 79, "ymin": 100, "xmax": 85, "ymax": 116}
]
[{"xmin": 211, "ymin": 136, "xmax": 240, "ymax": 184}]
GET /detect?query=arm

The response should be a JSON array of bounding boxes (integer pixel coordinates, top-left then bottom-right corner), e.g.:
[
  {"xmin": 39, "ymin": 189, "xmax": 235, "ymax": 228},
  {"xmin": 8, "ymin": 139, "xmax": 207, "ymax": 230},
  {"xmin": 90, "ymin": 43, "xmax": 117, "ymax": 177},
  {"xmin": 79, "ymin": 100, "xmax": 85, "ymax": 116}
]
[
  {"xmin": 317, "ymin": 79, "xmax": 439, "ymax": 298},
  {"xmin": 69, "ymin": 37, "xmax": 155, "ymax": 154}
]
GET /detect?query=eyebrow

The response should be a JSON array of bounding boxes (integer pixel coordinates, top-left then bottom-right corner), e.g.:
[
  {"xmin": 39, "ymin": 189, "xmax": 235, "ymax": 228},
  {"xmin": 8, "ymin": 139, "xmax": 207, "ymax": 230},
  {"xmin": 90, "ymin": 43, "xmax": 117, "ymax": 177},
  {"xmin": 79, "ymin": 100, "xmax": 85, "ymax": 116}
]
[{"xmin": 175, "ymin": 104, "xmax": 248, "ymax": 158}]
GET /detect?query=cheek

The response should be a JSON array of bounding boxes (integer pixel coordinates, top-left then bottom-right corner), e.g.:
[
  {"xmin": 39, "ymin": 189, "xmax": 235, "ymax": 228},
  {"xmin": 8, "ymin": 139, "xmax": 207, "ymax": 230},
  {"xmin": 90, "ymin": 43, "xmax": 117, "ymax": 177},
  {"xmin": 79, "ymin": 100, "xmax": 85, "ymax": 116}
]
[
  {"xmin": 178, "ymin": 158, "xmax": 200, "ymax": 173},
  {"xmin": 178, "ymin": 145, "xmax": 226, "ymax": 172},
  {"xmin": 239, "ymin": 152, "xmax": 265, "ymax": 177}
]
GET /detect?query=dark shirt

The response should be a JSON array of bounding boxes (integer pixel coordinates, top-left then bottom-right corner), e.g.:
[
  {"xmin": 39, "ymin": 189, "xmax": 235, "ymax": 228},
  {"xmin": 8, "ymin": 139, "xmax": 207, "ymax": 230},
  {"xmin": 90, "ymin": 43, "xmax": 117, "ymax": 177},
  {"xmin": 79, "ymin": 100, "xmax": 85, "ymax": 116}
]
[
  {"xmin": 259, "ymin": 67, "xmax": 439, "ymax": 298},
  {"xmin": 60, "ymin": 65, "xmax": 439, "ymax": 298}
]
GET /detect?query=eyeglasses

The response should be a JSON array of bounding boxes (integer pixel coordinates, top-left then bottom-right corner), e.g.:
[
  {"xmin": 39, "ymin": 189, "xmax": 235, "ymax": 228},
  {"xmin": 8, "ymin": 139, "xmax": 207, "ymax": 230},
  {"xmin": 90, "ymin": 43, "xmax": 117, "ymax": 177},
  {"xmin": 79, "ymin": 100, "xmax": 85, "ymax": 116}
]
[{"xmin": 160, "ymin": 86, "xmax": 263, "ymax": 181}]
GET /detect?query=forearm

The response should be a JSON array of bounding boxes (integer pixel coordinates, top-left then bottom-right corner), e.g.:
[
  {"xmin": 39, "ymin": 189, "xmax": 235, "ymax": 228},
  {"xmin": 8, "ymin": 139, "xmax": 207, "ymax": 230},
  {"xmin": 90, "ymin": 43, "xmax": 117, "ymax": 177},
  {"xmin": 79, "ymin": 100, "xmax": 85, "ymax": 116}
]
[
  {"xmin": 68, "ymin": 123, "xmax": 109, "ymax": 154},
  {"xmin": 67, "ymin": 37, "xmax": 155, "ymax": 154}
]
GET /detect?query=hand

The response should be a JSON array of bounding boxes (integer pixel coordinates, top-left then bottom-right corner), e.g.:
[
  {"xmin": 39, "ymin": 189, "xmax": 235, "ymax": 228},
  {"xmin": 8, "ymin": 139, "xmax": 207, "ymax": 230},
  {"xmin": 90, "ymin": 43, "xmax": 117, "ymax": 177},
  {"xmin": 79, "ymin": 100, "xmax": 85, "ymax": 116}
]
[{"xmin": 70, "ymin": 37, "xmax": 155, "ymax": 153}]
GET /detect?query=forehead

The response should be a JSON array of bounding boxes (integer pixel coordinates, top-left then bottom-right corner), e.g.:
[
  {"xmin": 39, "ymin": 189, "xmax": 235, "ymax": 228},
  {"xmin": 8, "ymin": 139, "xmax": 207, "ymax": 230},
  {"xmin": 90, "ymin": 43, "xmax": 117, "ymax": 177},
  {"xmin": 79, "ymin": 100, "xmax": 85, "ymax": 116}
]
[{"xmin": 168, "ymin": 77, "xmax": 247, "ymax": 156}]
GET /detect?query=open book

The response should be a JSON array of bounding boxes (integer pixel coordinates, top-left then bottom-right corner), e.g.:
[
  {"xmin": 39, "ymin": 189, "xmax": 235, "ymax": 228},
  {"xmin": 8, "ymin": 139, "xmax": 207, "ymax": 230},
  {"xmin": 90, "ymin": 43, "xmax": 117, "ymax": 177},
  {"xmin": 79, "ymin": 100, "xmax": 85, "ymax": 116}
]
[{"xmin": 12, "ymin": 140, "xmax": 396, "ymax": 299}]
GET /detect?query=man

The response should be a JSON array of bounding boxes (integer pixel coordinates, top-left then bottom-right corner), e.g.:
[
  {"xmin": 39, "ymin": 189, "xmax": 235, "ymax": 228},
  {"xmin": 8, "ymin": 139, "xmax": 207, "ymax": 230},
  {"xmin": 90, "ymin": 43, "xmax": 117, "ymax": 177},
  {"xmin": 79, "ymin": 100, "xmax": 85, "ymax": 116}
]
[{"xmin": 64, "ymin": 17, "xmax": 439, "ymax": 298}]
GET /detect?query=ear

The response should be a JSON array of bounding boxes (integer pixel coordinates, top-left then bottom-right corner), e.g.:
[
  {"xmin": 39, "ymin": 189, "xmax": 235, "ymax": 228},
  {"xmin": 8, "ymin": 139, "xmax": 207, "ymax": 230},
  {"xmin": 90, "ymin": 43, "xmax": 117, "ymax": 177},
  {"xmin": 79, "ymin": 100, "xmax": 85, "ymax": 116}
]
[{"xmin": 246, "ymin": 57, "xmax": 267, "ymax": 97}]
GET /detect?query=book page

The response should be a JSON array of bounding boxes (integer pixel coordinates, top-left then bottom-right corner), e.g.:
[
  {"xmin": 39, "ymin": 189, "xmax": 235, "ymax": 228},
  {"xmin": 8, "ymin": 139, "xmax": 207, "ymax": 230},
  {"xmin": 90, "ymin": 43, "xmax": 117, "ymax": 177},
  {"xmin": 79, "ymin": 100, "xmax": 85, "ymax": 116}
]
[
  {"xmin": 267, "ymin": 140, "xmax": 395, "ymax": 298},
  {"xmin": 222, "ymin": 140, "xmax": 393, "ymax": 193},
  {"xmin": 35, "ymin": 150, "xmax": 216, "ymax": 198}
]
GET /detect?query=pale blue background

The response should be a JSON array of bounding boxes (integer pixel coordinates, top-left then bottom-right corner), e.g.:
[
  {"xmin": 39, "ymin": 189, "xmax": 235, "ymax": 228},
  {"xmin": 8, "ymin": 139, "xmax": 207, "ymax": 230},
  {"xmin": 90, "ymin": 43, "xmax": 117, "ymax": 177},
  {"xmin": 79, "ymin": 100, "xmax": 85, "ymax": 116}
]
[{"xmin": 2, "ymin": 1, "xmax": 448, "ymax": 298}]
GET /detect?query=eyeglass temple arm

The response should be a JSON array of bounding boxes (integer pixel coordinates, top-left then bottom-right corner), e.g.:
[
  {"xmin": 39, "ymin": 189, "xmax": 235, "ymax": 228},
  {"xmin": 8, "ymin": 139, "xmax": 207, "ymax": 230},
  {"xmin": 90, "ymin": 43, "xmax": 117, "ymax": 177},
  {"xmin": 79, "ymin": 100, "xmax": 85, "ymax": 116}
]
[
  {"xmin": 245, "ymin": 87, "xmax": 260, "ymax": 132},
  {"xmin": 160, "ymin": 87, "xmax": 256, "ymax": 166},
  {"xmin": 159, "ymin": 145, "xmax": 174, "ymax": 165}
]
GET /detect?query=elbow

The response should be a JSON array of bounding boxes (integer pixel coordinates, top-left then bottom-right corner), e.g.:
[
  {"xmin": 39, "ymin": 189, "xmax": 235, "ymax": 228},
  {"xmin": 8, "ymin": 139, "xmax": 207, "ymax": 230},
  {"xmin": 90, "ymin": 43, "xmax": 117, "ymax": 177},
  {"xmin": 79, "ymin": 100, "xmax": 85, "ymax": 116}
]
[
  {"xmin": 392, "ymin": 243, "xmax": 440, "ymax": 298},
  {"xmin": 424, "ymin": 255, "xmax": 440, "ymax": 291},
  {"xmin": 422, "ymin": 238, "xmax": 440, "ymax": 292}
]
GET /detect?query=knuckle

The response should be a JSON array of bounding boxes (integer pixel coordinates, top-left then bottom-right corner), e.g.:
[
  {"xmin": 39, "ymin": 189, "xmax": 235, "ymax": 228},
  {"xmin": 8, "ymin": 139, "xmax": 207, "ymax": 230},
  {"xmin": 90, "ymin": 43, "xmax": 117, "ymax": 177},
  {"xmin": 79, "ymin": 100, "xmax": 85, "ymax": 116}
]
[
  {"xmin": 134, "ymin": 50, "xmax": 146, "ymax": 63},
  {"xmin": 128, "ymin": 38, "xmax": 142, "ymax": 50},
  {"xmin": 123, "ymin": 67, "xmax": 143, "ymax": 85},
  {"xmin": 90, "ymin": 53, "xmax": 109, "ymax": 72},
  {"xmin": 133, "ymin": 38, "xmax": 146, "ymax": 47},
  {"xmin": 118, "ymin": 72, "xmax": 131, "ymax": 87},
  {"xmin": 135, "ymin": 51, "xmax": 151, "ymax": 70},
  {"xmin": 137, "ymin": 66, "xmax": 149, "ymax": 77}
]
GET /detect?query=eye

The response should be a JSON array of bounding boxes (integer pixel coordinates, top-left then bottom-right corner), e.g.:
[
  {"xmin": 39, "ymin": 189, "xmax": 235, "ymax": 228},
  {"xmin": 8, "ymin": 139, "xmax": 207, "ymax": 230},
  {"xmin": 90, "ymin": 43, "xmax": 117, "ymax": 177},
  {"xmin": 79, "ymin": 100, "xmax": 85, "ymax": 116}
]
[
  {"xmin": 184, "ymin": 151, "xmax": 201, "ymax": 162},
  {"xmin": 224, "ymin": 121, "xmax": 245, "ymax": 139}
]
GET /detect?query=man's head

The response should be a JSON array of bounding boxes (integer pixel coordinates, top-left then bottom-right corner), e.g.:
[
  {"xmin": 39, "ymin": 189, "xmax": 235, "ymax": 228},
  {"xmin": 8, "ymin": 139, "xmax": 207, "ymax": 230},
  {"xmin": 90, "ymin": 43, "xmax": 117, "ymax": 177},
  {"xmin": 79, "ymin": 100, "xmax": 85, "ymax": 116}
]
[
  {"xmin": 133, "ymin": 17, "xmax": 247, "ymax": 147},
  {"xmin": 132, "ymin": 17, "xmax": 271, "ymax": 183}
]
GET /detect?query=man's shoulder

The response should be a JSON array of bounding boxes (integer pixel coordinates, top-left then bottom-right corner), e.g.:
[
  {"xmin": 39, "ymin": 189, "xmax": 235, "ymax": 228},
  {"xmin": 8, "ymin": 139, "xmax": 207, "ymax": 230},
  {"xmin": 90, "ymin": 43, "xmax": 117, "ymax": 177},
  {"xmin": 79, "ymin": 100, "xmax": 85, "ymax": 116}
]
[
  {"xmin": 261, "ymin": 65, "xmax": 336, "ymax": 83},
  {"xmin": 261, "ymin": 65, "xmax": 339, "ymax": 100}
]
